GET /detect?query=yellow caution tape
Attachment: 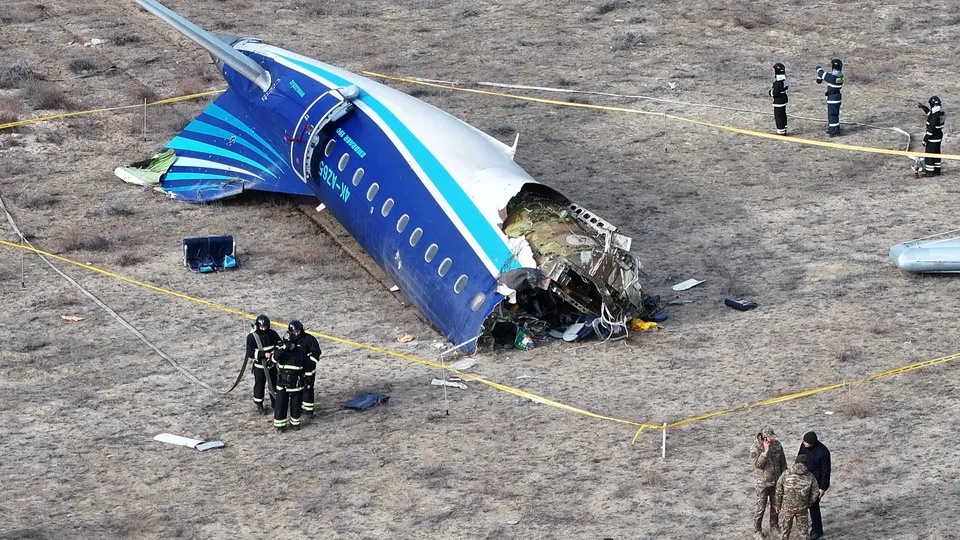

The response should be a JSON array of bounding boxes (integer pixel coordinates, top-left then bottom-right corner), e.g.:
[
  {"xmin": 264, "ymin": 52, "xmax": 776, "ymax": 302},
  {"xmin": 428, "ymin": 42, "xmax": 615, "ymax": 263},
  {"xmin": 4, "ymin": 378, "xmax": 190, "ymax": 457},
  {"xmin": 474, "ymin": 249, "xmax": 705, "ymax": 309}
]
[
  {"xmin": 0, "ymin": 239, "xmax": 657, "ymax": 430},
  {"xmin": 362, "ymin": 71, "xmax": 959, "ymax": 161},
  {"xmin": 630, "ymin": 351, "xmax": 960, "ymax": 444},
  {"xmin": 0, "ymin": 90, "xmax": 224, "ymax": 131}
]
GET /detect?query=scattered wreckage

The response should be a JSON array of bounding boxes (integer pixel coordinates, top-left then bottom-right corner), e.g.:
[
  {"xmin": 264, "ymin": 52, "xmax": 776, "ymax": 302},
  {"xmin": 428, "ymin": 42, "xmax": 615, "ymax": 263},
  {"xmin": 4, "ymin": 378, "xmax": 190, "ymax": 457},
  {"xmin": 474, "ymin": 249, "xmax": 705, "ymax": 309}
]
[{"xmin": 118, "ymin": 0, "xmax": 658, "ymax": 352}]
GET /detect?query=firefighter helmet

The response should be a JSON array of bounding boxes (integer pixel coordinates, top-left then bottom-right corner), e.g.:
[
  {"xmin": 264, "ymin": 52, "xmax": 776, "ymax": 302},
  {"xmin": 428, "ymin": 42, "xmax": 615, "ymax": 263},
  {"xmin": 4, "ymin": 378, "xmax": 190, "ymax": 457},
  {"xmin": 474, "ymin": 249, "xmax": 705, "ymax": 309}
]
[
  {"xmin": 255, "ymin": 314, "xmax": 271, "ymax": 330},
  {"xmin": 773, "ymin": 62, "xmax": 785, "ymax": 75},
  {"xmin": 282, "ymin": 331, "xmax": 297, "ymax": 344},
  {"xmin": 930, "ymin": 95, "xmax": 942, "ymax": 108},
  {"xmin": 831, "ymin": 58, "xmax": 843, "ymax": 71},
  {"xmin": 288, "ymin": 320, "xmax": 304, "ymax": 333}
]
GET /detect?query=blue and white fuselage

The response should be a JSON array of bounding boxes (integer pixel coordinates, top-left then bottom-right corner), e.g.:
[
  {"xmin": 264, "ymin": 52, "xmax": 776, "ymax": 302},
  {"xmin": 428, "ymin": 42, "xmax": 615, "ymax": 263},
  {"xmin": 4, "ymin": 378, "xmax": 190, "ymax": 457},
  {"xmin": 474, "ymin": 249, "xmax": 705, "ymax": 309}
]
[{"xmin": 118, "ymin": 1, "xmax": 648, "ymax": 352}]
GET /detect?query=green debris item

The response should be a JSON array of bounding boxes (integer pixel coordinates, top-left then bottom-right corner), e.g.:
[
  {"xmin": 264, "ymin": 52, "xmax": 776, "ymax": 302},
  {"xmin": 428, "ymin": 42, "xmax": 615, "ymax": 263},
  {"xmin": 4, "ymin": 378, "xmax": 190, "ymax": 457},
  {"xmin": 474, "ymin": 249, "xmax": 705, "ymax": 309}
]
[
  {"xmin": 514, "ymin": 328, "xmax": 535, "ymax": 350},
  {"xmin": 114, "ymin": 148, "xmax": 176, "ymax": 187}
]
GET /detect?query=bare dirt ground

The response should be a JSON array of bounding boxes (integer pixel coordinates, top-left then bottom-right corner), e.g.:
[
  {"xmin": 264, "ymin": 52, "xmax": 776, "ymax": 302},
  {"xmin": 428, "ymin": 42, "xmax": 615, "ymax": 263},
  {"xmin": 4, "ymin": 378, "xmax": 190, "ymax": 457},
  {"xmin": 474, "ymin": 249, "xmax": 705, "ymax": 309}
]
[{"xmin": 3, "ymin": 0, "xmax": 960, "ymax": 538}]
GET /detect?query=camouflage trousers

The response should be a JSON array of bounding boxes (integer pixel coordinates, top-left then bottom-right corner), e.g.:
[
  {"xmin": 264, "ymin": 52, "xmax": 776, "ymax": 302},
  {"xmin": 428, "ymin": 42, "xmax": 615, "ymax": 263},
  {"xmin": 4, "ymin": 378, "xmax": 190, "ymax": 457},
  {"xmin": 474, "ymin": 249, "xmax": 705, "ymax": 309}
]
[
  {"xmin": 779, "ymin": 510, "xmax": 809, "ymax": 540},
  {"xmin": 754, "ymin": 486, "xmax": 780, "ymax": 532}
]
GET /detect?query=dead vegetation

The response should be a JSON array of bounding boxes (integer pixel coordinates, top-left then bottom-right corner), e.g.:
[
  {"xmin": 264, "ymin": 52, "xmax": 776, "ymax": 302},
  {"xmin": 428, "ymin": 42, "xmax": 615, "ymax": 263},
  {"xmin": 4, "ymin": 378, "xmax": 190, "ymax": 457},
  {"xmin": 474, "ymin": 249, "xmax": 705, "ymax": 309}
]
[
  {"xmin": 111, "ymin": 31, "xmax": 142, "ymax": 46},
  {"xmin": 610, "ymin": 31, "xmax": 645, "ymax": 51},
  {"xmin": 4, "ymin": 1, "xmax": 960, "ymax": 539},
  {"xmin": 836, "ymin": 391, "xmax": 876, "ymax": 418},
  {"xmin": 0, "ymin": 3, "xmax": 47, "ymax": 24},
  {"xmin": 15, "ymin": 190, "xmax": 58, "ymax": 209},
  {"xmin": 68, "ymin": 58, "xmax": 98, "ymax": 75},
  {"xmin": 0, "ymin": 63, "xmax": 38, "ymax": 90},
  {"xmin": 58, "ymin": 231, "xmax": 114, "ymax": 253},
  {"xmin": 20, "ymin": 79, "xmax": 74, "ymax": 111}
]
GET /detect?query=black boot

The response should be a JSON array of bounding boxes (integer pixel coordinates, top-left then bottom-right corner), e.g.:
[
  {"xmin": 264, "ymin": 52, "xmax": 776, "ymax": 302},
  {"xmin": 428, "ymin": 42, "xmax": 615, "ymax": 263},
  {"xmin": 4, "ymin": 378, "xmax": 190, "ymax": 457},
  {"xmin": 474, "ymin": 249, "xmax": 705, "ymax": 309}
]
[{"xmin": 256, "ymin": 402, "xmax": 265, "ymax": 415}]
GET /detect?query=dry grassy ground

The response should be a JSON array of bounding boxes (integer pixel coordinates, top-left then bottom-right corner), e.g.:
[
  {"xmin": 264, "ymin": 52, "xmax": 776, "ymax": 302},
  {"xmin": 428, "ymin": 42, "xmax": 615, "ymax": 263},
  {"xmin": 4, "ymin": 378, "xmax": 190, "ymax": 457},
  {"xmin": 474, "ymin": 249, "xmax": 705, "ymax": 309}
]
[{"xmin": 2, "ymin": 0, "xmax": 960, "ymax": 538}]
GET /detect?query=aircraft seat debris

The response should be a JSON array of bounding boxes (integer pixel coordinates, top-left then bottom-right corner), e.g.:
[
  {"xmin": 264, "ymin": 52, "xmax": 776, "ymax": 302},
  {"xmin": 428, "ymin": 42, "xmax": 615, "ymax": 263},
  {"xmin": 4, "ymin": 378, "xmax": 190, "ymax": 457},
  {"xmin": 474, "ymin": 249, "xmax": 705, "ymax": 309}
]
[{"xmin": 183, "ymin": 235, "xmax": 238, "ymax": 272}]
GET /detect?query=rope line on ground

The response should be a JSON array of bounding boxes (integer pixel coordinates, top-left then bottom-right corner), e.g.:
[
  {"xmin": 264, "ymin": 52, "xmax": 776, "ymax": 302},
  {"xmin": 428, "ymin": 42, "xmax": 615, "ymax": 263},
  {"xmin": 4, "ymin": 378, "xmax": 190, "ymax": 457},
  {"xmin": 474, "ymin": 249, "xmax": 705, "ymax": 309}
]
[
  {"xmin": 0, "ymin": 90, "xmax": 224, "ymax": 131},
  {"xmin": 0, "ymin": 239, "xmax": 656, "ymax": 429},
  {"xmin": 362, "ymin": 71, "xmax": 954, "ymax": 160},
  {"xmin": 0, "ymin": 75, "xmax": 933, "ymax": 159},
  {"xmin": 474, "ymin": 80, "xmax": 910, "ymax": 136},
  {"xmin": 4, "ymin": 239, "xmax": 957, "ymax": 442},
  {"xmin": 630, "ymin": 351, "xmax": 960, "ymax": 444},
  {"xmin": 0, "ymin": 197, "xmax": 245, "ymax": 394}
]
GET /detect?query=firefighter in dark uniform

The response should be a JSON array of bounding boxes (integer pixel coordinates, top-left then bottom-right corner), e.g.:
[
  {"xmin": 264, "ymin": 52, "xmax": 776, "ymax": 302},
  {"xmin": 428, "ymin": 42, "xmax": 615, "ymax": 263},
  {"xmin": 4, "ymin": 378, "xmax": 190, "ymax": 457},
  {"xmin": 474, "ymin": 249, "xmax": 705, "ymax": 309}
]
[
  {"xmin": 769, "ymin": 62, "xmax": 789, "ymax": 135},
  {"xmin": 815, "ymin": 59, "xmax": 845, "ymax": 136},
  {"xmin": 245, "ymin": 314, "xmax": 281, "ymax": 415},
  {"xmin": 273, "ymin": 331, "xmax": 308, "ymax": 432},
  {"xmin": 918, "ymin": 95, "xmax": 945, "ymax": 176},
  {"xmin": 288, "ymin": 320, "xmax": 322, "ymax": 416}
]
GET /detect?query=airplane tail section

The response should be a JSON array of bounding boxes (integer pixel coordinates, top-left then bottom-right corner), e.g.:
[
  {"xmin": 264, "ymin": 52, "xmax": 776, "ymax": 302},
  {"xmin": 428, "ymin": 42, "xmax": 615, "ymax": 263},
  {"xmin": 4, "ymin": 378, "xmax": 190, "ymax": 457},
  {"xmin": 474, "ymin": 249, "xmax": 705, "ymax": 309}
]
[
  {"xmin": 115, "ymin": 89, "xmax": 310, "ymax": 202},
  {"xmin": 132, "ymin": 0, "xmax": 271, "ymax": 91}
]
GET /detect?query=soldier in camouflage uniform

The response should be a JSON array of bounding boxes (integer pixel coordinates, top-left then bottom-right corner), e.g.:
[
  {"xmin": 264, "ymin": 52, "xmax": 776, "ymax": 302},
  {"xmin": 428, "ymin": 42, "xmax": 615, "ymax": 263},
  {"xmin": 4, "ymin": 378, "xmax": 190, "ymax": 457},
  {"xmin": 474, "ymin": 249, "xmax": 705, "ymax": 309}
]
[
  {"xmin": 775, "ymin": 455, "xmax": 820, "ymax": 540},
  {"xmin": 750, "ymin": 427, "xmax": 788, "ymax": 539}
]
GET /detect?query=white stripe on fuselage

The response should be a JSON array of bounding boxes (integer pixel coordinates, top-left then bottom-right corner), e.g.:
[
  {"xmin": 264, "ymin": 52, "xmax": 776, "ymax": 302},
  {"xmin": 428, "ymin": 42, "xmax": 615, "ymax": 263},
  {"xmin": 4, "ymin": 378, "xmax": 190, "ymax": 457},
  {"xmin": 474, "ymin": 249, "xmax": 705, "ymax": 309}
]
[
  {"xmin": 257, "ymin": 47, "xmax": 505, "ymax": 277},
  {"xmin": 173, "ymin": 157, "xmax": 265, "ymax": 179}
]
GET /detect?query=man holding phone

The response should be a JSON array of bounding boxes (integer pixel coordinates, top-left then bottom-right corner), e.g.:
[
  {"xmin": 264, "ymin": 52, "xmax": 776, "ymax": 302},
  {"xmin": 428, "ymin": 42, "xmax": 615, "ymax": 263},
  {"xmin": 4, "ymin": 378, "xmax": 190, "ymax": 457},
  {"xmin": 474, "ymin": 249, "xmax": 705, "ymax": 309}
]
[{"xmin": 750, "ymin": 427, "xmax": 788, "ymax": 539}]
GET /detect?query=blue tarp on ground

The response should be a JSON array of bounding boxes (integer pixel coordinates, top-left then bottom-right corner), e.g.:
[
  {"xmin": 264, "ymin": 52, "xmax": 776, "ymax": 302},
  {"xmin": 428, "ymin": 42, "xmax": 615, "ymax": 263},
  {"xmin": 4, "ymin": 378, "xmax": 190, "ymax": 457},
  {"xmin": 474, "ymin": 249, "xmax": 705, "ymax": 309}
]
[{"xmin": 343, "ymin": 392, "xmax": 390, "ymax": 410}]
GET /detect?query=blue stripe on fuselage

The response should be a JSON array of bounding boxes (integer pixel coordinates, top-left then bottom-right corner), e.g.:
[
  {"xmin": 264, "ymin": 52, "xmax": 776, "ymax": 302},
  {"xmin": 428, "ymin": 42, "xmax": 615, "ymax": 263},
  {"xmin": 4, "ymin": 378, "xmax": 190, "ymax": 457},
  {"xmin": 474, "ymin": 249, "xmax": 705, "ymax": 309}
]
[
  {"xmin": 183, "ymin": 120, "xmax": 279, "ymax": 169},
  {"xmin": 272, "ymin": 53, "xmax": 520, "ymax": 272},
  {"xmin": 204, "ymin": 103, "xmax": 288, "ymax": 164},
  {"xmin": 167, "ymin": 136, "xmax": 278, "ymax": 178}
]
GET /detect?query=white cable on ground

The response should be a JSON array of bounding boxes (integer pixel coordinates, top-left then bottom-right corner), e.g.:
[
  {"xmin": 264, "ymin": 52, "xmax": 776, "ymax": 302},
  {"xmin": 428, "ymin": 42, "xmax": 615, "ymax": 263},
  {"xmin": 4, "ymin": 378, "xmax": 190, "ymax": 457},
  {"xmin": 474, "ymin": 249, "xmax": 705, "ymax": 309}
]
[
  {"xmin": 405, "ymin": 77, "xmax": 910, "ymax": 151},
  {"xmin": 0, "ymin": 194, "xmax": 239, "ymax": 394}
]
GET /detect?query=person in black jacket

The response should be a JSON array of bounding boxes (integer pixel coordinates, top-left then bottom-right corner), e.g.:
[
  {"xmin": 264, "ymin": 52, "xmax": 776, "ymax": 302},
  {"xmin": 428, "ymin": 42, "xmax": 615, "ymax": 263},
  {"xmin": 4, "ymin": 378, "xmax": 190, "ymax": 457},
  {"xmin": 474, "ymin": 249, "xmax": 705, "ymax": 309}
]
[
  {"xmin": 769, "ymin": 63, "xmax": 790, "ymax": 135},
  {"xmin": 245, "ymin": 314, "xmax": 281, "ymax": 415},
  {"xmin": 815, "ymin": 59, "xmax": 845, "ymax": 136},
  {"xmin": 798, "ymin": 431, "xmax": 831, "ymax": 540},
  {"xmin": 272, "ymin": 332, "xmax": 308, "ymax": 432},
  {"xmin": 288, "ymin": 320, "xmax": 322, "ymax": 416},
  {"xmin": 917, "ymin": 96, "xmax": 945, "ymax": 177}
]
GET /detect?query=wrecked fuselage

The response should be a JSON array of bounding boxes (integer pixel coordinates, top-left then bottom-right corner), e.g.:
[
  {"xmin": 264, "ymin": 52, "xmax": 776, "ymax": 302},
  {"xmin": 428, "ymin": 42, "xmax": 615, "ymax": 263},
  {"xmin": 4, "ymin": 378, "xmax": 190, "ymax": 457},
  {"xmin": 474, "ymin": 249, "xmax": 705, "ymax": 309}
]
[{"xmin": 495, "ymin": 185, "xmax": 646, "ymax": 334}]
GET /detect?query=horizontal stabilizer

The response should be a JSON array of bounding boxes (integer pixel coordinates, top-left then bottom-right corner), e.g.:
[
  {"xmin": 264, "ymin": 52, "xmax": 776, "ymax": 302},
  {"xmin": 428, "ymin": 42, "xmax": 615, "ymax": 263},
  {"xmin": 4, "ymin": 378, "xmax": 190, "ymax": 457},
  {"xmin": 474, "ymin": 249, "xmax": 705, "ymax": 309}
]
[
  {"xmin": 116, "ymin": 90, "xmax": 311, "ymax": 202},
  {"xmin": 133, "ymin": 0, "xmax": 271, "ymax": 91}
]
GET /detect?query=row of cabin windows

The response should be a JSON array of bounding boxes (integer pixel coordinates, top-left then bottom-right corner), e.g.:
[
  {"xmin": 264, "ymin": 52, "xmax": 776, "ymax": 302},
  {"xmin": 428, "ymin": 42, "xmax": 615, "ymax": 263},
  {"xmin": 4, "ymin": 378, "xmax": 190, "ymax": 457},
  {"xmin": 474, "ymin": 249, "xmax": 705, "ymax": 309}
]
[{"xmin": 325, "ymin": 138, "xmax": 486, "ymax": 311}]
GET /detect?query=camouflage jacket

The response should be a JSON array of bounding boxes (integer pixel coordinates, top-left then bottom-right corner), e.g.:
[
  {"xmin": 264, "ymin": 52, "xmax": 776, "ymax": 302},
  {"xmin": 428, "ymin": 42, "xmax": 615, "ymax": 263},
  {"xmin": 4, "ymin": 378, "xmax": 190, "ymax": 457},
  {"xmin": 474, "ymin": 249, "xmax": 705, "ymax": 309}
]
[
  {"xmin": 750, "ymin": 439, "xmax": 788, "ymax": 487},
  {"xmin": 774, "ymin": 462, "xmax": 820, "ymax": 514}
]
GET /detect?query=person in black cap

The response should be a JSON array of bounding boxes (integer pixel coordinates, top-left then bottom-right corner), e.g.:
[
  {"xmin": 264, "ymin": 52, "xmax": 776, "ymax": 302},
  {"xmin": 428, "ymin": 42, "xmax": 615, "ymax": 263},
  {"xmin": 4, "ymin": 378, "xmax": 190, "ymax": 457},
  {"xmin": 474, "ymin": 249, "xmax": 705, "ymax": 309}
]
[
  {"xmin": 798, "ymin": 431, "xmax": 831, "ymax": 540},
  {"xmin": 769, "ymin": 63, "xmax": 790, "ymax": 135}
]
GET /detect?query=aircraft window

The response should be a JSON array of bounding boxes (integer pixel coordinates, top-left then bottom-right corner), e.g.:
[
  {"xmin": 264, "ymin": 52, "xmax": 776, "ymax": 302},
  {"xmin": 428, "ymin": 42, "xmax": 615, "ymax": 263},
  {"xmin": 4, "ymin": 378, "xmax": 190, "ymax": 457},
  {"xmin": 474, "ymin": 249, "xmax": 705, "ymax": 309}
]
[
  {"xmin": 338, "ymin": 153, "xmax": 350, "ymax": 171},
  {"xmin": 454, "ymin": 275, "xmax": 468, "ymax": 294},
  {"xmin": 381, "ymin": 198, "xmax": 394, "ymax": 217},
  {"xmin": 470, "ymin": 292, "xmax": 486, "ymax": 311},
  {"xmin": 409, "ymin": 227, "xmax": 423, "ymax": 247},
  {"xmin": 352, "ymin": 168, "xmax": 364, "ymax": 186},
  {"xmin": 396, "ymin": 214, "xmax": 409, "ymax": 233},
  {"xmin": 324, "ymin": 139, "xmax": 335, "ymax": 157},
  {"xmin": 438, "ymin": 258, "xmax": 452, "ymax": 277},
  {"xmin": 366, "ymin": 183, "xmax": 379, "ymax": 201},
  {"xmin": 424, "ymin": 243, "xmax": 438, "ymax": 263}
]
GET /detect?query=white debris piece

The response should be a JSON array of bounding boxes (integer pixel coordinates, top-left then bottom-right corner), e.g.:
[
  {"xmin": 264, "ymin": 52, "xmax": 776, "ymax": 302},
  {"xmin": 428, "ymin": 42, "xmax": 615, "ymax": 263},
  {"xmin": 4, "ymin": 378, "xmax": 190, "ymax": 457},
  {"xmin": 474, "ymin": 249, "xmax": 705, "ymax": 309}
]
[
  {"xmin": 431, "ymin": 378, "xmax": 467, "ymax": 390},
  {"xmin": 154, "ymin": 433, "xmax": 224, "ymax": 451},
  {"xmin": 451, "ymin": 358, "xmax": 476, "ymax": 371},
  {"xmin": 672, "ymin": 278, "xmax": 704, "ymax": 291}
]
